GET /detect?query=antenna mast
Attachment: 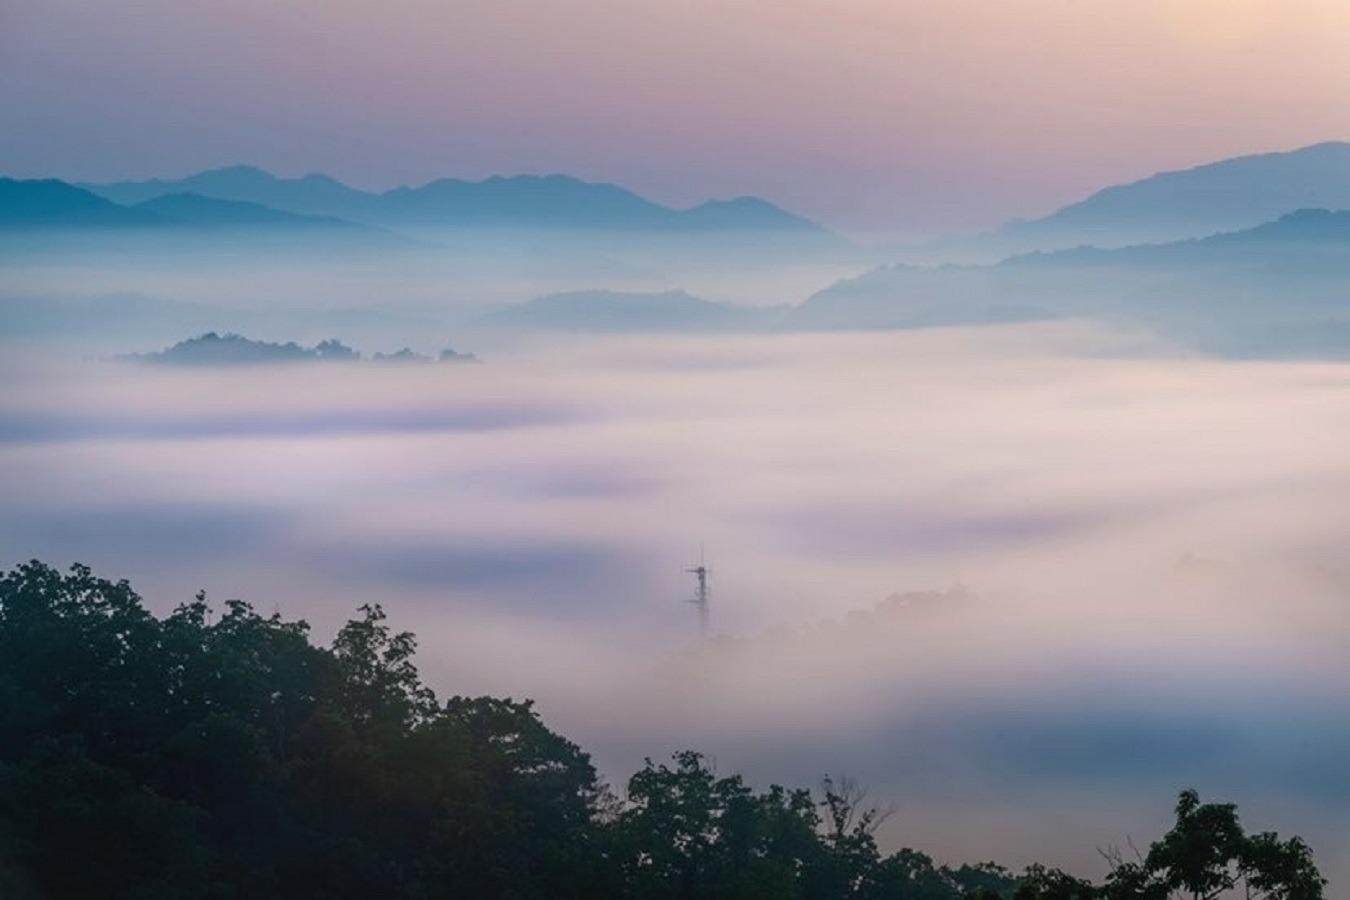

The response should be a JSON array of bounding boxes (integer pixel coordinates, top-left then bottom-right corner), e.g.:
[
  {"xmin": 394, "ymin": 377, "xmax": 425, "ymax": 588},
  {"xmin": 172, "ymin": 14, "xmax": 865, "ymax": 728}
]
[{"xmin": 684, "ymin": 546, "xmax": 710, "ymax": 638}]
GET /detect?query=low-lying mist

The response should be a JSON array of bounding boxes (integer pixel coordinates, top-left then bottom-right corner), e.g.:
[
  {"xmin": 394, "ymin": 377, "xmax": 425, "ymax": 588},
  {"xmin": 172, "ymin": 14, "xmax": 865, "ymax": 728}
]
[
  {"xmin": 2, "ymin": 323, "xmax": 1349, "ymax": 880},
  {"xmin": 0, "ymin": 237, "xmax": 869, "ymax": 361}
]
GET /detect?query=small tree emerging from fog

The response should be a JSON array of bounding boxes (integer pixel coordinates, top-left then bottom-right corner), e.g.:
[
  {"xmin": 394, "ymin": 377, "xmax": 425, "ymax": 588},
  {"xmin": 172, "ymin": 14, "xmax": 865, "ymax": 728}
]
[
  {"xmin": 1016, "ymin": 790, "xmax": 1325, "ymax": 900},
  {"xmin": 1103, "ymin": 789, "xmax": 1324, "ymax": 900}
]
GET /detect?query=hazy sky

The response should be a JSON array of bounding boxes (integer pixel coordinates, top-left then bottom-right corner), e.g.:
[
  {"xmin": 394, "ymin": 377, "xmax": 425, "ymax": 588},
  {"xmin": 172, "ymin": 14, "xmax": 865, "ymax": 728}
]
[{"xmin": 3, "ymin": 0, "xmax": 1350, "ymax": 233}]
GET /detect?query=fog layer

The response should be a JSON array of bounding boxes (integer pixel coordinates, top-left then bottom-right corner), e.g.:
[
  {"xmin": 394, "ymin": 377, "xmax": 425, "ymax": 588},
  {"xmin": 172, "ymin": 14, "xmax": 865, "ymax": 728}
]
[{"xmin": 2, "ymin": 324, "xmax": 1348, "ymax": 880}]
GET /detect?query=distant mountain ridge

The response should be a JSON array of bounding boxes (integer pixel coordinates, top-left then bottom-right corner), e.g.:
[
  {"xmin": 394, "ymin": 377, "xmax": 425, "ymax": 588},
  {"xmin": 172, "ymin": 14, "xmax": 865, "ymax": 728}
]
[
  {"xmin": 28, "ymin": 141, "xmax": 1350, "ymax": 251},
  {"xmin": 798, "ymin": 206, "xmax": 1350, "ymax": 356},
  {"xmin": 999, "ymin": 141, "xmax": 1350, "ymax": 250},
  {"xmin": 484, "ymin": 289, "xmax": 784, "ymax": 332},
  {"xmin": 82, "ymin": 166, "xmax": 373, "ymax": 219},
  {"xmin": 132, "ymin": 192, "xmax": 369, "ymax": 230},
  {"xmin": 0, "ymin": 178, "xmax": 398, "ymax": 239},
  {"xmin": 882, "ymin": 141, "xmax": 1350, "ymax": 264},
  {"xmin": 485, "ymin": 205, "xmax": 1350, "ymax": 347},
  {"xmin": 80, "ymin": 165, "xmax": 836, "ymax": 236},
  {"xmin": 0, "ymin": 178, "xmax": 164, "ymax": 228},
  {"xmin": 1001, "ymin": 206, "xmax": 1350, "ymax": 268}
]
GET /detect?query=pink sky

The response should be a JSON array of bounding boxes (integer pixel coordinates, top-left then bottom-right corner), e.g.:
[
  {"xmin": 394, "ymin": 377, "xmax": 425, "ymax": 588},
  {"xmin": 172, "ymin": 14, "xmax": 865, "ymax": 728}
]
[{"xmin": 3, "ymin": 0, "xmax": 1349, "ymax": 235}]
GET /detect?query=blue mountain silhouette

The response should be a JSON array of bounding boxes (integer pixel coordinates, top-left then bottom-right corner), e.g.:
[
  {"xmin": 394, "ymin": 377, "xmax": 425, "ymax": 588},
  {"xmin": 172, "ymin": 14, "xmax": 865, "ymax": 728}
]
[
  {"xmin": 999, "ymin": 141, "xmax": 1350, "ymax": 249},
  {"xmin": 0, "ymin": 179, "xmax": 406, "ymax": 247},
  {"xmin": 0, "ymin": 178, "xmax": 165, "ymax": 228},
  {"xmin": 82, "ymin": 166, "xmax": 834, "ymax": 235}
]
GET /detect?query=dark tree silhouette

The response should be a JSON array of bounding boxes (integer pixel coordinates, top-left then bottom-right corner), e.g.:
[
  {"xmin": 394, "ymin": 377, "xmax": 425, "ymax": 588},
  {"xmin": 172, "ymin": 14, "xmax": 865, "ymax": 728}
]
[
  {"xmin": 1099, "ymin": 789, "xmax": 1324, "ymax": 900},
  {"xmin": 0, "ymin": 561, "xmax": 1327, "ymax": 900}
]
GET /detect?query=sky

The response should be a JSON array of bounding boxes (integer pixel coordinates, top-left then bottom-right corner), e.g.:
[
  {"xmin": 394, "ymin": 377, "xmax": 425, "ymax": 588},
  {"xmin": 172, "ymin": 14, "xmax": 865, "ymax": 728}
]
[{"xmin": 4, "ymin": 0, "xmax": 1350, "ymax": 235}]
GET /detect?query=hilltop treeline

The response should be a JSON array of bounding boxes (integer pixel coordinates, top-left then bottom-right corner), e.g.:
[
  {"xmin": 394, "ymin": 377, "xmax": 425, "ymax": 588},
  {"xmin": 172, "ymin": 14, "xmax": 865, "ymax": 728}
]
[
  {"xmin": 128, "ymin": 332, "xmax": 477, "ymax": 366},
  {"xmin": 0, "ymin": 561, "xmax": 1325, "ymax": 900}
]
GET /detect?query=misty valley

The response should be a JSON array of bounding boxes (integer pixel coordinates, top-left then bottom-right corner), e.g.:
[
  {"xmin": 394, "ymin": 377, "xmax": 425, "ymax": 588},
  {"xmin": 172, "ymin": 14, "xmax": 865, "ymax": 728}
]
[{"xmin": 4, "ymin": 144, "xmax": 1350, "ymax": 899}]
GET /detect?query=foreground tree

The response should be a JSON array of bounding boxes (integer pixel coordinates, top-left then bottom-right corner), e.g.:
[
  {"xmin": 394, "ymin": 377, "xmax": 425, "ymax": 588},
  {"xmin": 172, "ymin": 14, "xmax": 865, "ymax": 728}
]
[
  {"xmin": 1101, "ymin": 789, "xmax": 1325, "ymax": 900},
  {"xmin": 0, "ymin": 561, "xmax": 606, "ymax": 899},
  {"xmin": 0, "ymin": 561, "xmax": 1327, "ymax": 900}
]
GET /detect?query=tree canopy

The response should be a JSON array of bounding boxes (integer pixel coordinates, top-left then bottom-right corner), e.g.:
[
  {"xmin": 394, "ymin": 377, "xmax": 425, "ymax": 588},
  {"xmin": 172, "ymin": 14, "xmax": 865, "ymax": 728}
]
[{"xmin": 0, "ymin": 561, "xmax": 1326, "ymax": 900}]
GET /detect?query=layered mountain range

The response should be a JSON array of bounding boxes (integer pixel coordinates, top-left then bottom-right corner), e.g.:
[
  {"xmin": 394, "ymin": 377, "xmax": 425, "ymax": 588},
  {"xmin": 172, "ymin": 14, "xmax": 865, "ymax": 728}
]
[
  {"xmin": 74, "ymin": 165, "xmax": 832, "ymax": 235},
  {"xmin": 482, "ymin": 204, "xmax": 1350, "ymax": 357},
  {"xmin": 7, "ymin": 144, "xmax": 1350, "ymax": 356}
]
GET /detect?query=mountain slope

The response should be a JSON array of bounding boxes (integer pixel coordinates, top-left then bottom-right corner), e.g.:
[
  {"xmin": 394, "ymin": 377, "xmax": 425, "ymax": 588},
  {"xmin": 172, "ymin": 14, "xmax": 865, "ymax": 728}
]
[
  {"xmin": 676, "ymin": 196, "xmax": 826, "ymax": 233},
  {"xmin": 85, "ymin": 165, "xmax": 376, "ymax": 219},
  {"xmin": 484, "ymin": 289, "xmax": 781, "ymax": 332},
  {"xmin": 0, "ymin": 179, "xmax": 412, "ymax": 253},
  {"xmin": 999, "ymin": 141, "xmax": 1350, "ymax": 250},
  {"xmin": 80, "ymin": 165, "xmax": 835, "ymax": 237},
  {"xmin": 377, "ymin": 174, "xmax": 674, "ymax": 228},
  {"xmin": 131, "ymin": 192, "xmax": 375, "ymax": 230},
  {"xmin": 1002, "ymin": 207, "xmax": 1350, "ymax": 269},
  {"xmin": 795, "ymin": 209, "xmax": 1350, "ymax": 356},
  {"xmin": 0, "ymin": 179, "xmax": 165, "ymax": 228}
]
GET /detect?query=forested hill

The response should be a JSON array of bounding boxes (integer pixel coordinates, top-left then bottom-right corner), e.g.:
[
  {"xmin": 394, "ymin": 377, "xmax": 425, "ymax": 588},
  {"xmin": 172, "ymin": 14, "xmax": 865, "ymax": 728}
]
[{"xmin": 0, "ymin": 561, "xmax": 1326, "ymax": 900}]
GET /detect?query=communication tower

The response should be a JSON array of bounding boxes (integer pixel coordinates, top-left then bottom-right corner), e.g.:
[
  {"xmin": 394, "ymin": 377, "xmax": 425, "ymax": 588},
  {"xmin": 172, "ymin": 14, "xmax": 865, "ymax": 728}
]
[{"xmin": 684, "ymin": 547, "xmax": 710, "ymax": 637}]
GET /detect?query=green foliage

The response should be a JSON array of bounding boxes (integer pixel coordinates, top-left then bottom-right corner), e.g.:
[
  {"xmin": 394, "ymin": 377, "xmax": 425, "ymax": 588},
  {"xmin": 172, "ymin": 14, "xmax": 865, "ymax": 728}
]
[
  {"xmin": 0, "ymin": 561, "xmax": 603, "ymax": 899},
  {"xmin": 1099, "ymin": 789, "xmax": 1326, "ymax": 900},
  {"xmin": 1014, "ymin": 864, "xmax": 1100, "ymax": 900},
  {"xmin": 615, "ymin": 750, "xmax": 819, "ymax": 899},
  {"xmin": 0, "ymin": 561, "xmax": 1327, "ymax": 900}
]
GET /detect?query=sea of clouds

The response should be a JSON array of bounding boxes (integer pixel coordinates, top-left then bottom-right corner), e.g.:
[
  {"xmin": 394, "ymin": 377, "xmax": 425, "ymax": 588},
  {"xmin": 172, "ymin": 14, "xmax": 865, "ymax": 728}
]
[{"xmin": 2, "ymin": 321, "xmax": 1348, "ymax": 880}]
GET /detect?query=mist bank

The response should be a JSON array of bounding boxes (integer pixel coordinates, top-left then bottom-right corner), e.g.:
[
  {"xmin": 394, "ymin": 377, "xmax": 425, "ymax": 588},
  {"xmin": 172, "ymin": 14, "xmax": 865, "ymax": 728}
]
[
  {"xmin": 0, "ymin": 292, "xmax": 466, "ymax": 356},
  {"xmin": 474, "ymin": 210, "xmax": 1350, "ymax": 358},
  {"xmin": 795, "ymin": 209, "xmax": 1350, "ymax": 358},
  {"xmin": 0, "ymin": 223, "xmax": 871, "ymax": 355},
  {"xmin": 8, "ymin": 152, "xmax": 1350, "ymax": 361},
  {"xmin": 3, "ymin": 325, "xmax": 1350, "ymax": 880},
  {"xmin": 9, "ymin": 205, "xmax": 1350, "ymax": 358}
]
